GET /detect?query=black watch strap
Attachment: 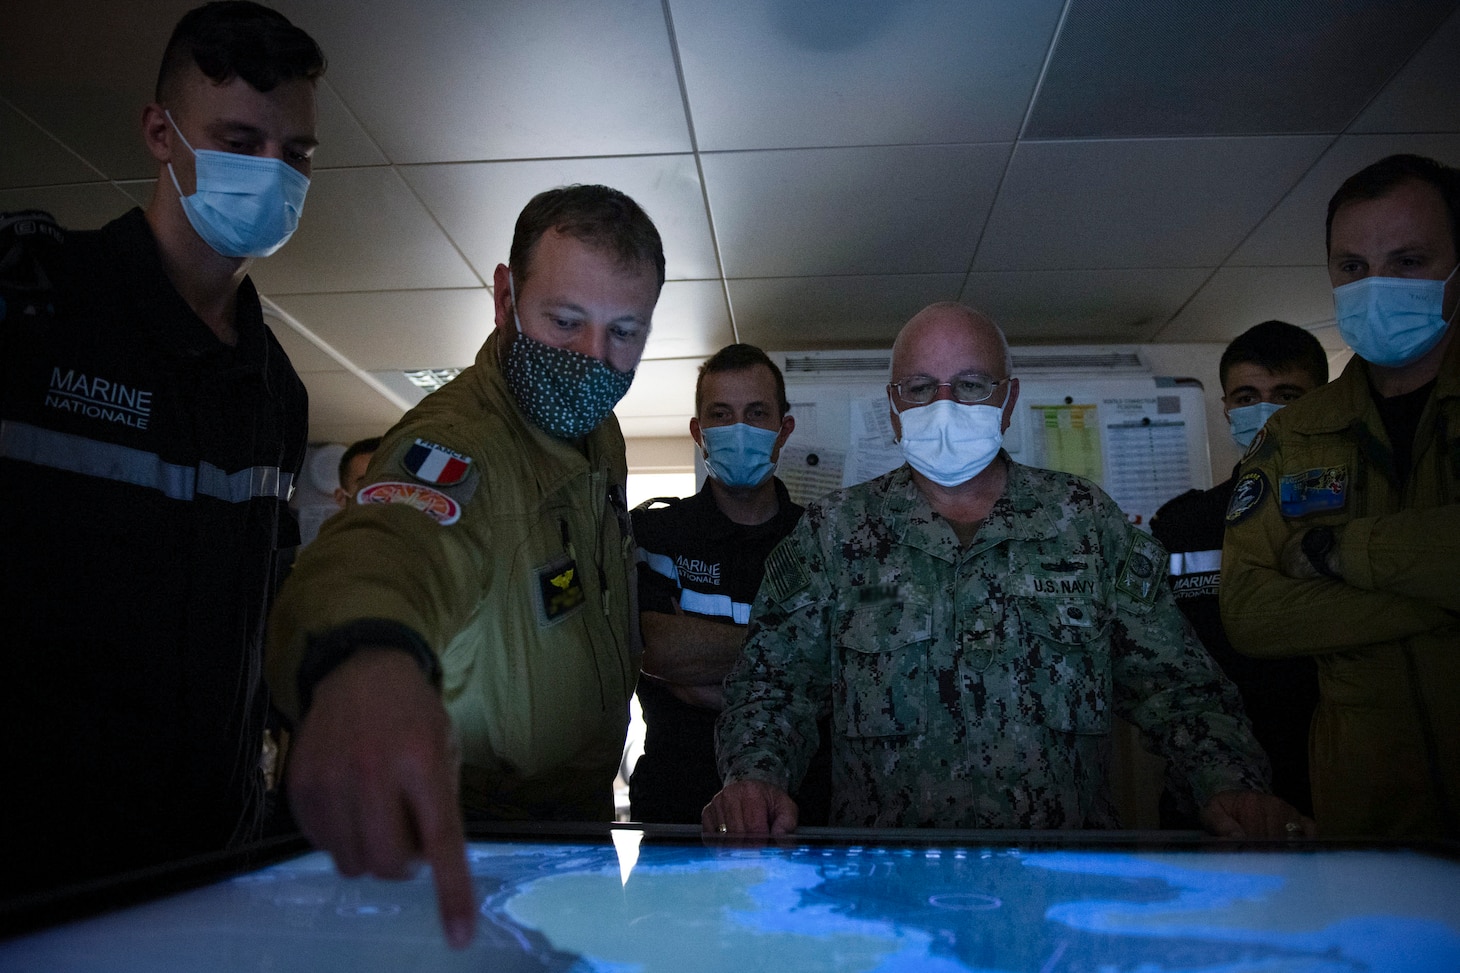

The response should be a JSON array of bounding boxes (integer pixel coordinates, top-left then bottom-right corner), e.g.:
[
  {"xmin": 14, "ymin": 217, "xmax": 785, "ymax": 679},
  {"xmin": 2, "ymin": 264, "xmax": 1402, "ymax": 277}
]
[
  {"xmin": 1301, "ymin": 526, "xmax": 1341, "ymax": 579},
  {"xmin": 297, "ymin": 618, "xmax": 442, "ymax": 718}
]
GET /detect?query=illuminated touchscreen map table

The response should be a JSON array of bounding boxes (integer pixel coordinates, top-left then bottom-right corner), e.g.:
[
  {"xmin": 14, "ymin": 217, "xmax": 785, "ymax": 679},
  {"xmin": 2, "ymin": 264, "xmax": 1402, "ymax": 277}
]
[{"xmin": 3, "ymin": 828, "xmax": 1459, "ymax": 972}]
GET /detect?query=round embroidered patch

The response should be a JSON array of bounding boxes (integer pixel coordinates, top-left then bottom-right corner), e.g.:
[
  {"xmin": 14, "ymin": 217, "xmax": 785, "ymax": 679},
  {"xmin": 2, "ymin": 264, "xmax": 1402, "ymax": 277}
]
[
  {"xmin": 1224, "ymin": 470, "xmax": 1268, "ymax": 526},
  {"xmin": 358, "ymin": 480, "xmax": 461, "ymax": 526}
]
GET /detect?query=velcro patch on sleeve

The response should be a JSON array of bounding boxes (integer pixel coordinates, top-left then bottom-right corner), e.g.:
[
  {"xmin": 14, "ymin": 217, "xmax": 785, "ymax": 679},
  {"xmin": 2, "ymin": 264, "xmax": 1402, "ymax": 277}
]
[
  {"xmin": 1115, "ymin": 528, "xmax": 1165, "ymax": 605},
  {"xmin": 762, "ymin": 538, "xmax": 811, "ymax": 605},
  {"xmin": 1224, "ymin": 470, "xmax": 1269, "ymax": 526},
  {"xmin": 357, "ymin": 481, "xmax": 461, "ymax": 525},
  {"xmin": 1279, "ymin": 466, "xmax": 1347, "ymax": 518}
]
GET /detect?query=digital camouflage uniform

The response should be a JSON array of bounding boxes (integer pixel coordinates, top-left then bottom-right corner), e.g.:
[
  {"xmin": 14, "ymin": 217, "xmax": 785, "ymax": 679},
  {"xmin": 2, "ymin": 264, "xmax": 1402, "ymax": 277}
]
[{"xmin": 717, "ymin": 459, "xmax": 1268, "ymax": 829}]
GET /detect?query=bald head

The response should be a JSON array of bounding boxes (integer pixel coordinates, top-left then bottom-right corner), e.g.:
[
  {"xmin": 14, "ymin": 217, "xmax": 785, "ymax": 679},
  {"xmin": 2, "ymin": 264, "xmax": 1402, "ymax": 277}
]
[{"xmin": 891, "ymin": 302, "xmax": 1012, "ymax": 384}]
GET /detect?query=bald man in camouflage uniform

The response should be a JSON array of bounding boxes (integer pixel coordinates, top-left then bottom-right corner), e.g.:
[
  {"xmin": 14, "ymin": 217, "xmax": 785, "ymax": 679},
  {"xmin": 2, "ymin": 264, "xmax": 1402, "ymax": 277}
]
[{"xmin": 705, "ymin": 303, "xmax": 1307, "ymax": 838}]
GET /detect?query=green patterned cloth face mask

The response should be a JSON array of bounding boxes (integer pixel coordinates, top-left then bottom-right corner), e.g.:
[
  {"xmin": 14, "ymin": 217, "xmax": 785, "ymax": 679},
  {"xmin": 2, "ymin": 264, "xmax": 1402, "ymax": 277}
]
[{"xmin": 502, "ymin": 272, "xmax": 635, "ymax": 440}]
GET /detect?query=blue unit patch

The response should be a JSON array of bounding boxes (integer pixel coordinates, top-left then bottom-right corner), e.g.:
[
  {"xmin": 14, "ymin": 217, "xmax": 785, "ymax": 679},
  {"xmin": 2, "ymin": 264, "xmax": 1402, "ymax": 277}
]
[
  {"xmin": 1279, "ymin": 467, "xmax": 1347, "ymax": 518},
  {"xmin": 1225, "ymin": 470, "xmax": 1268, "ymax": 526}
]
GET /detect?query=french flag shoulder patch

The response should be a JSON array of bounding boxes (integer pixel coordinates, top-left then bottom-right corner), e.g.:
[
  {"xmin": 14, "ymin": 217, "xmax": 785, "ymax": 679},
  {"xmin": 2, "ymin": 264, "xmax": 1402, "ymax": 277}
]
[{"xmin": 402, "ymin": 438, "xmax": 472, "ymax": 486}]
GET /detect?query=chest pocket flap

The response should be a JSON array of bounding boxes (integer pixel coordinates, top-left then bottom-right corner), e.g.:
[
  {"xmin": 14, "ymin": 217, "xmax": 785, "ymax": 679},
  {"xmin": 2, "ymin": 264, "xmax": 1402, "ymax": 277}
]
[
  {"xmin": 834, "ymin": 598, "xmax": 932, "ymax": 739},
  {"xmin": 1009, "ymin": 598, "xmax": 1111, "ymax": 735}
]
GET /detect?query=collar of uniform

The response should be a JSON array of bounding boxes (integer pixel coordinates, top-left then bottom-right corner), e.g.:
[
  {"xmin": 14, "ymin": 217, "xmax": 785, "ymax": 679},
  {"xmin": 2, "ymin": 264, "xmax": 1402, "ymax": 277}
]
[
  {"xmin": 688, "ymin": 475, "xmax": 802, "ymax": 539},
  {"xmin": 876, "ymin": 456, "xmax": 1050, "ymax": 562},
  {"xmin": 1281, "ymin": 335, "xmax": 1460, "ymax": 437},
  {"xmin": 103, "ymin": 207, "xmax": 270, "ymax": 368},
  {"xmin": 469, "ymin": 329, "xmax": 628, "ymax": 493}
]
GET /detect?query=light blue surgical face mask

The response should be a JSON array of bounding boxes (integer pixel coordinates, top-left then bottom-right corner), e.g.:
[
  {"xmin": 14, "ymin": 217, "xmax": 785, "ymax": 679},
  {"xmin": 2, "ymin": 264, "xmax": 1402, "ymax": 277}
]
[
  {"xmin": 700, "ymin": 422, "xmax": 780, "ymax": 488},
  {"xmin": 1227, "ymin": 401, "xmax": 1284, "ymax": 450},
  {"xmin": 166, "ymin": 111, "xmax": 310, "ymax": 258},
  {"xmin": 1333, "ymin": 263, "xmax": 1460, "ymax": 368},
  {"xmin": 894, "ymin": 397, "xmax": 1005, "ymax": 488}
]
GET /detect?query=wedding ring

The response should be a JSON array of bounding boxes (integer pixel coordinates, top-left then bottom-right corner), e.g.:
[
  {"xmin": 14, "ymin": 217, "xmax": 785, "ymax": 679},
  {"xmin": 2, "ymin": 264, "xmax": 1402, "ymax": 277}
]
[
  {"xmin": 717, "ymin": 824, "xmax": 728, "ymax": 833},
  {"xmin": 1284, "ymin": 821, "xmax": 1302, "ymax": 835}
]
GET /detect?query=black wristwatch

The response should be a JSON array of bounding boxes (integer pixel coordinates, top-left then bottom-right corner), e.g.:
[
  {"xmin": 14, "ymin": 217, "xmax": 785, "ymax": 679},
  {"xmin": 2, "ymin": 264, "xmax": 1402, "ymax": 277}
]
[{"xmin": 1301, "ymin": 526, "xmax": 1341, "ymax": 579}]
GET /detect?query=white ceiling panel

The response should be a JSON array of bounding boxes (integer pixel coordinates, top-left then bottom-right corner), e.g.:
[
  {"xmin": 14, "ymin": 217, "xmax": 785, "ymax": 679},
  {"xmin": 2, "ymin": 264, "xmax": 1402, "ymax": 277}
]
[
  {"xmin": 7, "ymin": 1, "xmax": 1460, "ymax": 454},
  {"xmin": 0, "ymin": 0, "xmax": 186, "ymax": 182},
  {"xmin": 275, "ymin": 0, "xmax": 690, "ymax": 163},
  {"xmin": 642, "ymin": 279, "xmax": 735, "ymax": 361},
  {"xmin": 270, "ymin": 288, "xmax": 497, "ymax": 370},
  {"xmin": 0, "ymin": 101, "xmax": 100, "ymax": 188},
  {"xmin": 705, "ymin": 144, "xmax": 1010, "ymax": 278},
  {"xmin": 249, "ymin": 167, "xmax": 481, "ymax": 294},
  {"xmin": 975, "ymin": 137, "xmax": 1333, "ymax": 272},
  {"xmin": 1229, "ymin": 134, "xmax": 1460, "ymax": 267},
  {"xmin": 401, "ymin": 155, "xmax": 719, "ymax": 283},
  {"xmin": 615, "ymin": 357, "xmax": 704, "ymax": 440},
  {"xmin": 1350, "ymin": 5, "xmax": 1460, "ymax": 134},
  {"xmin": 0, "ymin": 182, "xmax": 139, "ymax": 232},
  {"xmin": 728, "ymin": 274, "xmax": 965, "ymax": 350},
  {"xmin": 1158, "ymin": 266, "xmax": 1337, "ymax": 343},
  {"xmin": 670, "ymin": 0, "xmax": 1062, "ymax": 150},
  {"xmin": 960, "ymin": 268, "xmax": 1215, "ymax": 343},
  {"xmin": 1026, "ymin": 0, "xmax": 1455, "ymax": 138},
  {"xmin": 297, "ymin": 368, "xmax": 408, "ymax": 443}
]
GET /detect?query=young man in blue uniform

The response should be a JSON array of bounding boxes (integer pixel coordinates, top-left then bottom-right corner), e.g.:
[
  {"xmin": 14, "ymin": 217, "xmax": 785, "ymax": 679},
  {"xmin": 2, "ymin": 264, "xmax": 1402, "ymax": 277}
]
[
  {"xmin": 0, "ymin": 1, "xmax": 323, "ymax": 896},
  {"xmin": 630, "ymin": 344, "xmax": 831, "ymax": 824},
  {"xmin": 1150, "ymin": 320, "xmax": 1328, "ymax": 824}
]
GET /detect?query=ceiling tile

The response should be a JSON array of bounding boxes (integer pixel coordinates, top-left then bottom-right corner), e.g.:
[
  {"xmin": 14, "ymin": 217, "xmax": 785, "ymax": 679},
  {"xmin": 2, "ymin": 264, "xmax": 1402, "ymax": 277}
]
[
  {"xmin": 262, "ymin": 305, "xmax": 345, "ymax": 373},
  {"xmin": 0, "ymin": 182, "xmax": 140, "ymax": 231},
  {"xmin": 643, "ymin": 280, "xmax": 735, "ymax": 361},
  {"xmin": 975, "ymin": 138, "xmax": 1332, "ymax": 272},
  {"xmin": 1350, "ymin": 6, "xmax": 1460, "ymax": 134},
  {"xmin": 1027, "ymin": 0, "xmax": 1456, "ymax": 138},
  {"xmin": 705, "ymin": 144, "xmax": 1011, "ymax": 278},
  {"xmin": 276, "ymin": 0, "xmax": 690, "ymax": 163},
  {"xmin": 1157, "ymin": 266, "xmax": 1336, "ymax": 343},
  {"xmin": 670, "ymin": 0, "xmax": 1062, "ymax": 150},
  {"xmin": 960, "ymin": 268, "xmax": 1214, "ymax": 343},
  {"xmin": 615, "ymin": 358, "xmax": 704, "ymax": 439},
  {"xmin": 0, "ymin": 100, "xmax": 101, "ymax": 189},
  {"xmin": 297, "ymin": 368, "xmax": 408, "ymax": 444},
  {"xmin": 270, "ymin": 289, "xmax": 495, "ymax": 370},
  {"xmin": 0, "ymin": 0, "xmax": 185, "ymax": 181},
  {"xmin": 727, "ymin": 274, "xmax": 964, "ymax": 351},
  {"xmin": 401, "ymin": 156, "xmax": 718, "ymax": 282},
  {"xmin": 1228, "ymin": 134, "xmax": 1460, "ymax": 266},
  {"xmin": 249, "ymin": 167, "xmax": 481, "ymax": 294}
]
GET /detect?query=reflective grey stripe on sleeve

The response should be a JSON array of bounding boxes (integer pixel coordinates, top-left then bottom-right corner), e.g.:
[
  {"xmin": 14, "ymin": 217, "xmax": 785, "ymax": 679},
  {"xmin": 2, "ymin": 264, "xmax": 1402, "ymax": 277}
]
[
  {"xmin": 678, "ymin": 588, "xmax": 752, "ymax": 625},
  {"xmin": 639, "ymin": 549, "xmax": 679, "ymax": 582},
  {"xmin": 1168, "ymin": 549, "xmax": 1222, "ymax": 576},
  {"xmin": 1, "ymin": 420, "xmax": 292, "ymax": 503}
]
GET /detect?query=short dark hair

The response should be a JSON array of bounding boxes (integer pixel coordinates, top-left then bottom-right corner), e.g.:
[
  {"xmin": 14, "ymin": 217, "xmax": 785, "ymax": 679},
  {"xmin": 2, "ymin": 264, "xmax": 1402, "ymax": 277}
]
[
  {"xmin": 696, "ymin": 344, "xmax": 790, "ymax": 418},
  {"xmin": 338, "ymin": 436, "xmax": 382, "ymax": 485},
  {"xmin": 1326, "ymin": 154, "xmax": 1460, "ymax": 260},
  {"xmin": 155, "ymin": 1, "xmax": 326, "ymax": 104},
  {"xmin": 509, "ymin": 185, "xmax": 666, "ymax": 293},
  {"xmin": 1219, "ymin": 320, "xmax": 1329, "ymax": 391}
]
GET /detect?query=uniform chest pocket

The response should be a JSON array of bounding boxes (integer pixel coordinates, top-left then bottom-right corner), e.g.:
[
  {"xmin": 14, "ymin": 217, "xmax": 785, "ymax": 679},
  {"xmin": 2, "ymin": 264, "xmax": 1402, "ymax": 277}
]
[
  {"xmin": 833, "ymin": 599, "xmax": 932, "ymax": 739},
  {"xmin": 1009, "ymin": 598, "xmax": 1111, "ymax": 735}
]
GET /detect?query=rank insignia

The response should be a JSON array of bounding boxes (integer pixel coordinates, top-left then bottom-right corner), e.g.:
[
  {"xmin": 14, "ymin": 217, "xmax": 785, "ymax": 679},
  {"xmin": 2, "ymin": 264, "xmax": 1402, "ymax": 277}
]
[
  {"xmin": 536, "ymin": 556, "xmax": 585, "ymax": 625},
  {"xmin": 1279, "ymin": 467, "xmax": 1348, "ymax": 518},
  {"xmin": 402, "ymin": 439, "xmax": 472, "ymax": 486},
  {"xmin": 1225, "ymin": 470, "xmax": 1268, "ymax": 526}
]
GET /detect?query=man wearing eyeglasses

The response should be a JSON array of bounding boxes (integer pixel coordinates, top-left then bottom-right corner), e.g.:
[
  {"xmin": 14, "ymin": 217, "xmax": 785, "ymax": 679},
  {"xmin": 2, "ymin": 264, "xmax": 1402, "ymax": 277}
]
[{"xmin": 704, "ymin": 302, "xmax": 1304, "ymax": 839}]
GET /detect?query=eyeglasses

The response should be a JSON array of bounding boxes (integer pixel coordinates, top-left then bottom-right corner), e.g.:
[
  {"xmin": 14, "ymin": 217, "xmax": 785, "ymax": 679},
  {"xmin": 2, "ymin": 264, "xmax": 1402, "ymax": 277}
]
[{"xmin": 888, "ymin": 372, "xmax": 1010, "ymax": 405}]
